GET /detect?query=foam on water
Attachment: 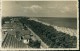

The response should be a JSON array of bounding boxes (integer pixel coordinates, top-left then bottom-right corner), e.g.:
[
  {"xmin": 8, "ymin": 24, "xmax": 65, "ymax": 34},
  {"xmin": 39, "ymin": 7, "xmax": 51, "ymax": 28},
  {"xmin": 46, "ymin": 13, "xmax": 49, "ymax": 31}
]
[
  {"xmin": 28, "ymin": 18, "xmax": 77, "ymax": 37},
  {"xmin": 53, "ymin": 25, "xmax": 77, "ymax": 36}
]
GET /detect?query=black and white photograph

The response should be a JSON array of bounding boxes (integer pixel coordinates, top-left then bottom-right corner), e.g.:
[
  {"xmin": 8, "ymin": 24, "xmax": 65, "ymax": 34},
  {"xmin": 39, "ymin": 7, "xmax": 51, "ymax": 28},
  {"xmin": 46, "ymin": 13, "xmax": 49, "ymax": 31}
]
[{"xmin": 1, "ymin": 0, "xmax": 79, "ymax": 50}]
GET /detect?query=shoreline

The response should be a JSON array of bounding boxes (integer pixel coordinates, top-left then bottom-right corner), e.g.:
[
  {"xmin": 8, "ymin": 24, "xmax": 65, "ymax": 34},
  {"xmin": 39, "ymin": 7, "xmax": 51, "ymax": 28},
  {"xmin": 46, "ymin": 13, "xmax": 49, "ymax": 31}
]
[{"xmin": 29, "ymin": 18, "xmax": 77, "ymax": 37}]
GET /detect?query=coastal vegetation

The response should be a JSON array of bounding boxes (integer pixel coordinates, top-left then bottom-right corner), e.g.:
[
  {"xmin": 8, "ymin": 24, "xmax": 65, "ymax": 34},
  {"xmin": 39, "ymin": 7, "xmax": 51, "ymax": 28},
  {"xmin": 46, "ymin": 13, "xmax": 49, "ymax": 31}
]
[
  {"xmin": 19, "ymin": 17, "xmax": 77, "ymax": 48},
  {"xmin": 2, "ymin": 17, "xmax": 77, "ymax": 48}
]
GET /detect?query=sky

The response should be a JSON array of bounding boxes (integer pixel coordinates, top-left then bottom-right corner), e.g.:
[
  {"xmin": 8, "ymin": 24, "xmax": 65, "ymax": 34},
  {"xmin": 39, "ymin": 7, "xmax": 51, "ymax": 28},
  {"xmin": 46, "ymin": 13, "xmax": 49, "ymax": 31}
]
[{"xmin": 2, "ymin": 1, "xmax": 77, "ymax": 18}]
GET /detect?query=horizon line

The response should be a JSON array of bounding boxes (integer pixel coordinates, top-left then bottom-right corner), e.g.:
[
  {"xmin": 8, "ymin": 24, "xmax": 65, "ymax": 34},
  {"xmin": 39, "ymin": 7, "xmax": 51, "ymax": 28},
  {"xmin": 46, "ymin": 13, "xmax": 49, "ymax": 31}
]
[{"xmin": 2, "ymin": 16, "xmax": 77, "ymax": 18}]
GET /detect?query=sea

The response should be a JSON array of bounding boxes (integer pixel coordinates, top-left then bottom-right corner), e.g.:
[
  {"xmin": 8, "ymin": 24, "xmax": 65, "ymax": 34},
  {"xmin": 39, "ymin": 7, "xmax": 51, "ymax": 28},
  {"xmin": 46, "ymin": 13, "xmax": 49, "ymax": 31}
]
[{"xmin": 35, "ymin": 17, "xmax": 77, "ymax": 29}]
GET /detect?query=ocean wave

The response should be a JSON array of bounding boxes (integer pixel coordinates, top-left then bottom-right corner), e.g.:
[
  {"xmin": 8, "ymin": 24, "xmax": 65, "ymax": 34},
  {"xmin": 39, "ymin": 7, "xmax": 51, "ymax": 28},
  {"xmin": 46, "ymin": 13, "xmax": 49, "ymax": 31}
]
[
  {"xmin": 28, "ymin": 18, "xmax": 77, "ymax": 36},
  {"xmin": 53, "ymin": 25, "xmax": 77, "ymax": 36}
]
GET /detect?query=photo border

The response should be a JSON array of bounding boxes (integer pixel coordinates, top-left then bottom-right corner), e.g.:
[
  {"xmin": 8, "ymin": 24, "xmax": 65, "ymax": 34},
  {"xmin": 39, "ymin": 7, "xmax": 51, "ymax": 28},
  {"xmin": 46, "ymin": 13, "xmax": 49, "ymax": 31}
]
[{"xmin": 0, "ymin": 0, "xmax": 79, "ymax": 50}]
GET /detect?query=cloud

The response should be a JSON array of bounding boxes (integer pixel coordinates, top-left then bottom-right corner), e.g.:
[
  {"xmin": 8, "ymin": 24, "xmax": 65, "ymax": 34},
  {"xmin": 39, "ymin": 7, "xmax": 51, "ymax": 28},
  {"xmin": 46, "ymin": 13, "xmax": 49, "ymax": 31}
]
[
  {"xmin": 59, "ymin": 6, "xmax": 71, "ymax": 14},
  {"xmin": 23, "ymin": 5, "xmax": 42, "ymax": 13},
  {"xmin": 30, "ymin": 5, "xmax": 42, "ymax": 9},
  {"xmin": 48, "ymin": 7, "xmax": 55, "ymax": 9},
  {"xmin": 60, "ymin": 10, "xmax": 65, "ymax": 13},
  {"xmin": 64, "ymin": 6, "xmax": 70, "ymax": 12}
]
